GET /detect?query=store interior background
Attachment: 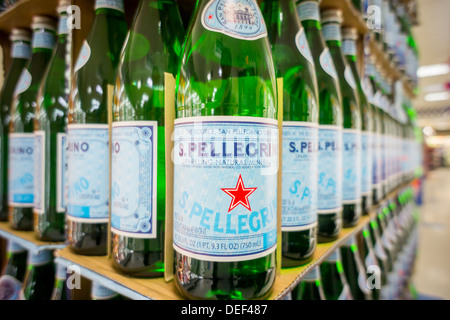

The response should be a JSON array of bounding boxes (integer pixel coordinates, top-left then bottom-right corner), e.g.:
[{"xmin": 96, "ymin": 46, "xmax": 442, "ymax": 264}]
[
  {"xmin": 411, "ymin": 0, "xmax": 450, "ymax": 300},
  {"xmin": 0, "ymin": 0, "xmax": 448, "ymax": 300}
]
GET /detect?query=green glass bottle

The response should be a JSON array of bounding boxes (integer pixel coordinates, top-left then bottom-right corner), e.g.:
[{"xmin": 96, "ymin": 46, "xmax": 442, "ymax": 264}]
[
  {"xmin": 111, "ymin": 0, "xmax": 184, "ymax": 277},
  {"xmin": 67, "ymin": 0, "xmax": 127, "ymax": 255},
  {"xmin": 9, "ymin": 16, "xmax": 56, "ymax": 231},
  {"xmin": 363, "ymin": 53, "xmax": 382, "ymax": 205},
  {"xmin": 340, "ymin": 235, "xmax": 372, "ymax": 300},
  {"xmin": 21, "ymin": 250, "xmax": 55, "ymax": 300},
  {"xmin": 34, "ymin": 1, "xmax": 70, "ymax": 242},
  {"xmin": 91, "ymin": 282, "xmax": 123, "ymax": 300},
  {"xmin": 262, "ymin": 0, "xmax": 318, "ymax": 267},
  {"xmin": 321, "ymin": 9, "xmax": 361, "ymax": 228},
  {"xmin": 373, "ymin": 66, "xmax": 387, "ymax": 200},
  {"xmin": 361, "ymin": 226, "xmax": 381, "ymax": 300},
  {"xmin": 320, "ymin": 250, "xmax": 353, "ymax": 300},
  {"xmin": 342, "ymin": 27, "xmax": 373, "ymax": 215},
  {"xmin": 368, "ymin": 219, "xmax": 389, "ymax": 292},
  {"xmin": 174, "ymin": 0, "xmax": 278, "ymax": 300},
  {"xmin": 0, "ymin": 242, "xmax": 28, "ymax": 300},
  {"xmin": 296, "ymin": 0, "xmax": 343, "ymax": 243},
  {"xmin": 292, "ymin": 266, "xmax": 325, "ymax": 300},
  {"xmin": 0, "ymin": 29, "xmax": 32, "ymax": 222},
  {"xmin": 50, "ymin": 263, "xmax": 69, "ymax": 300}
]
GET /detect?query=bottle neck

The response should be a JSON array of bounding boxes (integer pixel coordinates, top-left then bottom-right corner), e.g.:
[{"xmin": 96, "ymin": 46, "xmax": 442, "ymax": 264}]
[{"xmin": 263, "ymin": 0, "xmax": 302, "ymax": 43}]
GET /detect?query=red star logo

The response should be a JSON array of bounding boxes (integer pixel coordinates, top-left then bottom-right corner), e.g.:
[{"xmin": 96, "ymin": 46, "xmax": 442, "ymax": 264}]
[
  {"xmin": 221, "ymin": 175, "xmax": 257, "ymax": 212},
  {"xmin": 209, "ymin": 15, "xmax": 213, "ymax": 20}
]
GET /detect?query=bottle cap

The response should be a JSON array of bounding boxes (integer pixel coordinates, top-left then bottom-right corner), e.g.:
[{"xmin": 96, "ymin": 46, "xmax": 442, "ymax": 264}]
[
  {"xmin": 325, "ymin": 249, "xmax": 341, "ymax": 262},
  {"xmin": 321, "ymin": 9, "xmax": 343, "ymax": 24},
  {"xmin": 10, "ymin": 28, "xmax": 31, "ymax": 42},
  {"xmin": 342, "ymin": 27, "xmax": 358, "ymax": 41},
  {"xmin": 58, "ymin": 0, "xmax": 71, "ymax": 13},
  {"xmin": 28, "ymin": 250, "xmax": 53, "ymax": 266},
  {"xmin": 7, "ymin": 241, "xmax": 26, "ymax": 253},
  {"xmin": 91, "ymin": 282, "xmax": 118, "ymax": 300},
  {"xmin": 56, "ymin": 264, "xmax": 67, "ymax": 279},
  {"xmin": 31, "ymin": 16, "xmax": 57, "ymax": 32}
]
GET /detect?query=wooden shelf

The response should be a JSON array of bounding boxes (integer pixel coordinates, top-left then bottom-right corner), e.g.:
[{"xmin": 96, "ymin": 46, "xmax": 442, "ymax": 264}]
[
  {"xmin": 320, "ymin": 0, "xmax": 369, "ymax": 35},
  {"xmin": 52, "ymin": 181, "xmax": 412, "ymax": 300},
  {"xmin": 0, "ymin": 0, "xmax": 59, "ymax": 32},
  {"xmin": 0, "ymin": 221, "xmax": 66, "ymax": 253},
  {"xmin": 53, "ymin": 215, "xmax": 370, "ymax": 300}
]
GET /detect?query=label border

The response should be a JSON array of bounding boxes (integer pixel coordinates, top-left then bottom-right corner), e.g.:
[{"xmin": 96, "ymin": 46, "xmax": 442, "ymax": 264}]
[{"xmin": 110, "ymin": 120, "xmax": 158, "ymax": 239}]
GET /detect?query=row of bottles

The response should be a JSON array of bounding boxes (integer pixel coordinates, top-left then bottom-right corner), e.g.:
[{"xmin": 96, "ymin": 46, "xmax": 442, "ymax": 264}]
[
  {"xmin": 0, "ymin": 241, "xmax": 123, "ymax": 300},
  {"xmin": 0, "ymin": 0, "xmax": 422, "ymax": 300},
  {"xmin": 0, "ymin": 0, "xmax": 19, "ymax": 12},
  {"xmin": 291, "ymin": 187, "xmax": 418, "ymax": 300},
  {"xmin": 353, "ymin": 0, "xmax": 419, "ymax": 87}
]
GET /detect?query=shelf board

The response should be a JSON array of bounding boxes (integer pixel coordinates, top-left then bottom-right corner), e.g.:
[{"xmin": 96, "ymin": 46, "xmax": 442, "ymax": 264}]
[
  {"xmin": 320, "ymin": 0, "xmax": 369, "ymax": 35},
  {"xmin": 0, "ymin": 0, "xmax": 59, "ymax": 32},
  {"xmin": 55, "ymin": 249, "xmax": 184, "ymax": 300},
  {"xmin": 0, "ymin": 221, "xmax": 66, "ymax": 254},
  {"xmin": 269, "ymin": 215, "xmax": 371, "ymax": 300},
  {"xmin": 53, "ymin": 215, "xmax": 370, "ymax": 300},
  {"xmin": 53, "ymin": 180, "xmax": 412, "ymax": 300}
]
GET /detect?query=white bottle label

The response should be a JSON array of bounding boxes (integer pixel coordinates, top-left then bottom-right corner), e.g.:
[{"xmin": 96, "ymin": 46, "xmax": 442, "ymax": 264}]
[
  {"xmin": 95, "ymin": 0, "xmax": 124, "ymax": 12},
  {"xmin": 74, "ymin": 40, "xmax": 91, "ymax": 73},
  {"xmin": 296, "ymin": 1, "xmax": 320, "ymax": 21},
  {"xmin": 282, "ymin": 122, "xmax": 318, "ymax": 231},
  {"xmin": 322, "ymin": 24, "xmax": 341, "ymax": 42},
  {"xmin": 342, "ymin": 39, "xmax": 357, "ymax": 57},
  {"xmin": 32, "ymin": 30, "xmax": 55, "ymax": 50},
  {"xmin": 11, "ymin": 42, "xmax": 32, "ymax": 60},
  {"xmin": 295, "ymin": 28, "xmax": 314, "ymax": 66},
  {"xmin": 57, "ymin": 133, "xmax": 68, "ymax": 212},
  {"xmin": 8, "ymin": 133, "xmax": 35, "ymax": 207},
  {"xmin": 67, "ymin": 124, "xmax": 110, "ymax": 223},
  {"xmin": 201, "ymin": 0, "xmax": 267, "ymax": 41},
  {"xmin": 317, "ymin": 126, "xmax": 342, "ymax": 212},
  {"xmin": 14, "ymin": 69, "xmax": 32, "ymax": 96},
  {"xmin": 173, "ymin": 116, "xmax": 278, "ymax": 262},
  {"xmin": 320, "ymin": 48, "xmax": 338, "ymax": 80},
  {"xmin": 111, "ymin": 121, "xmax": 158, "ymax": 238},
  {"xmin": 345, "ymin": 66, "xmax": 357, "ymax": 90},
  {"xmin": 342, "ymin": 129, "xmax": 361, "ymax": 203}
]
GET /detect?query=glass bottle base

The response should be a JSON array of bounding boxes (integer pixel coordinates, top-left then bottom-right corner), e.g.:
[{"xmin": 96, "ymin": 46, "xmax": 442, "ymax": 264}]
[
  {"xmin": 343, "ymin": 203, "xmax": 361, "ymax": 228},
  {"xmin": 281, "ymin": 227, "xmax": 316, "ymax": 268},
  {"xmin": 111, "ymin": 233, "xmax": 164, "ymax": 278},
  {"xmin": 0, "ymin": 208, "xmax": 8, "ymax": 222},
  {"xmin": 34, "ymin": 212, "xmax": 65, "ymax": 242},
  {"xmin": 372, "ymin": 188, "xmax": 381, "ymax": 206},
  {"xmin": 317, "ymin": 211, "xmax": 342, "ymax": 243},
  {"xmin": 174, "ymin": 251, "xmax": 276, "ymax": 300},
  {"xmin": 9, "ymin": 207, "xmax": 33, "ymax": 231},
  {"xmin": 362, "ymin": 195, "xmax": 372, "ymax": 215},
  {"xmin": 66, "ymin": 219, "xmax": 107, "ymax": 256}
]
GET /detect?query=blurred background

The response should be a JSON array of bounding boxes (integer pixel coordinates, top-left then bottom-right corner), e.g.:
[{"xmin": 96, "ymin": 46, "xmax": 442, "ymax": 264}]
[{"xmin": 410, "ymin": 0, "xmax": 450, "ymax": 300}]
